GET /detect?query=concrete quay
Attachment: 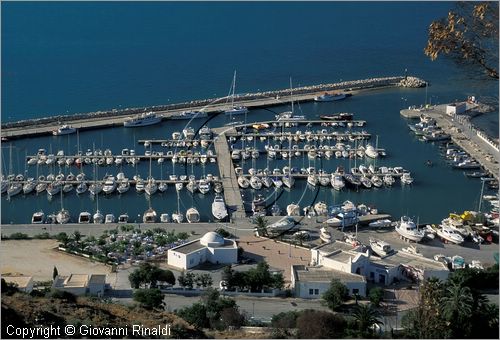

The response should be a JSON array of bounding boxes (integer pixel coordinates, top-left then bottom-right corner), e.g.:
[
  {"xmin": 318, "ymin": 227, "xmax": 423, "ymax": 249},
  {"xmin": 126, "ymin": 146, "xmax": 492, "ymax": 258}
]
[
  {"xmin": 400, "ymin": 104, "xmax": 499, "ymax": 180},
  {"xmin": 212, "ymin": 127, "xmax": 246, "ymax": 219},
  {"xmin": 2, "ymin": 75, "xmax": 424, "ymax": 140}
]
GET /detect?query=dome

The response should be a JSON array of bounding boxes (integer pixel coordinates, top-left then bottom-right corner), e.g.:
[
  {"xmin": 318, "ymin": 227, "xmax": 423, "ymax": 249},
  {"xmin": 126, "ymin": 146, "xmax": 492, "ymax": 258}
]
[{"xmin": 200, "ymin": 231, "xmax": 225, "ymax": 247}]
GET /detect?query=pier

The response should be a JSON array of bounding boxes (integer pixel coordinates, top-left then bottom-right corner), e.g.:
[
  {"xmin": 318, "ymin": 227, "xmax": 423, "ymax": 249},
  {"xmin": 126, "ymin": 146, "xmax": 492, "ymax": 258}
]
[
  {"xmin": 1, "ymin": 75, "xmax": 425, "ymax": 140},
  {"xmin": 212, "ymin": 127, "xmax": 246, "ymax": 219},
  {"xmin": 400, "ymin": 103, "xmax": 499, "ymax": 180}
]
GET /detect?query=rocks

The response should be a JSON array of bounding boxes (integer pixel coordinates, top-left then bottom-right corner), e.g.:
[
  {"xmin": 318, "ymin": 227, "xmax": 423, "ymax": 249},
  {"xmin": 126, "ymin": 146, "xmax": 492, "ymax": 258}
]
[{"xmin": 399, "ymin": 76, "xmax": 427, "ymax": 88}]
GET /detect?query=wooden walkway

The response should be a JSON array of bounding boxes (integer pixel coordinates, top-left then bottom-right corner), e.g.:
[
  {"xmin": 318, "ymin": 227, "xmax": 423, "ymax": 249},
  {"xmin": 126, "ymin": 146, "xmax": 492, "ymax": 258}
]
[{"xmin": 212, "ymin": 127, "xmax": 246, "ymax": 219}]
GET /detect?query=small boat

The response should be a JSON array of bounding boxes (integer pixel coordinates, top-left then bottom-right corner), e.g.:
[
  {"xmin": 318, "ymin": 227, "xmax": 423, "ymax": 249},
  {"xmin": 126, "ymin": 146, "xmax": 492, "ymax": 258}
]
[
  {"xmin": 123, "ymin": 111, "xmax": 162, "ymax": 127},
  {"xmin": 171, "ymin": 110, "xmax": 208, "ymax": 120},
  {"xmin": 383, "ymin": 174, "xmax": 395, "ymax": 186},
  {"xmin": 31, "ymin": 210, "xmax": 45, "ymax": 224},
  {"xmin": 118, "ymin": 214, "xmax": 129, "ymax": 223},
  {"xmin": 52, "ymin": 124, "xmax": 77, "ymax": 136},
  {"xmin": 331, "ymin": 173, "xmax": 345, "ymax": 191},
  {"xmin": 160, "ymin": 213, "xmax": 170, "ymax": 223},
  {"xmin": 287, "ymin": 203, "xmax": 301, "ymax": 216},
  {"xmin": 267, "ymin": 217, "xmax": 298, "ymax": 233},
  {"xmin": 365, "ymin": 144, "xmax": 379, "ymax": 158},
  {"xmin": 401, "ymin": 245, "xmax": 423, "ymax": 256},
  {"xmin": 465, "ymin": 171, "xmax": 487, "ymax": 178},
  {"xmin": 172, "ymin": 211, "xmax": 184, "ymax": 223},
  {"xmin": 143, "ymin": 207, "xmax": 157, "ymax": 223},
  {"xmin": 56, "ymin": 209, "xmax": 70, "ymax": 224},
  {"xmin": 186, "ymin": 207, "xmax": 201, "ymax": 223},
  {"xmin": 212, "ymin": 195, "xmax": 228, "ymax": 220},
  {"xmin": 368, "ymin": 219, "xmax": 392, "ymax": 228},
  {"xmin": 314, "ymin": 92, "xmax": 348, "ymax": 102},
  {"xmin": 93, "ymin": 210, "xmax": 104, "ymax": 224},
  {"xmin": 105, "ymin": 214, "xmax": 115, "ymax": 224},
  {"xmin": 214, "ymin": 182, "xmax": 223, "ymax": 194},
  {"xmin": 252, "ymin": 194, "xmax": 266, "ymax": 214},
  {"xmin": 320, "ymin": 227, "xmax": 332, "ymax": 242},
  {"xmin": 250, "ymin": 176, "xmax": 263, "ymax": 190},
  {"xmin": 369, "ymin": 239, "xmax": 394, "ymax": 257},
  {"xmin": 117, "ymin": 178, "xmax": 130, "ymax": 194},
  {"xmin": 314, "ymin": 201, "xmax": 328, "ymax": 216},
  {"xmin": 360, "ymin": 176, "xmax": 372, "ymax": 189},
  {"xmin": 319, "ymin": 112, "xmax": 353, "ymax": 121},
  {"xmin": 436, "ymin": 225, "xmax": 464, "ymax": 245},
  {"xmin": 275, "ymin": 111, "xmax": 306, "ymax": 121},
  {"xmin": 451, "ymin": 255, "xmax": 466, "ymax": 270},
  {"xmin": 23, "ymin": 178, "xmax": 37, "ymax": 195},
  {"xmin": 371, "ymin": 175, "xmax": 383, "ymax": 188},
  {"xmin": 238, "ymin": 176, "xmax": 250, "ymax": 189},
  {"xmin": 343, "ymin": 232, "xmax": 360, "ymax": 246},
  {"xmin": 76, "ymin": 181, "xmax": 88, "ymax": 194},
  {"xmin": 395, "ymin": 216, "xmax": 425, "ymax": 242},
  {"xmin": 401, "ymin": 173, "xmax": 414, "ymax": 185},
  {"xmin": 271, "ymin": 203, "xmax": 281, "ymax": 216},
  {"xmin": 78, "ymin": 211, "xmax": 91, "ymax": 224}
]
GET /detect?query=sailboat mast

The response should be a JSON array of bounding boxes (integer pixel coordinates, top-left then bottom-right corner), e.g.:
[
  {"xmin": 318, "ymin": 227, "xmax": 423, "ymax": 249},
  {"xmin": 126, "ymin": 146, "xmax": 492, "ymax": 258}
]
[
  {"xmin": 232, "ymin": 70, "xmax": 236, "ymax": 108},
  {"xmin": 290, "ymin": 77, "xmax": 294, "ymax": 114}
]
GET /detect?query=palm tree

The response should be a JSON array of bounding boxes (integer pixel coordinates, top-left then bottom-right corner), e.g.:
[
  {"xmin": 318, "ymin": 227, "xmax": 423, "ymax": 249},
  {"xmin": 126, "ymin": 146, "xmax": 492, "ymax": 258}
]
[
  {"xmin": 352, "ymin": 303, "xmax": 383, "ymax": 337},
  {"xmin": 294, "ymin": 232, "xmax": 308, "ymax": 246},
  {"xmin": 440, "ymin": 282, "xmax": 474, "ymax": 337},
  {"xmin": 72, "ymin": 230, "xmax": 82, "ymax": 243}
]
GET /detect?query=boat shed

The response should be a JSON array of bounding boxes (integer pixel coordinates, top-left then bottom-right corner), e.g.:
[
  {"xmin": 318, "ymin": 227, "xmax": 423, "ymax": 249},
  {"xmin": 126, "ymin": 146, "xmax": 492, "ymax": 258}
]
[
  {"xmin": 167, "ymin": 232, "xmax": 238, "ymax": 270},
  {"xmin": 2, "ymin": 275, "xmax": 34, "ymax": 293},
  {"xmin": 52, "ymin": 274, "xmax": 106, "ymax": 296}
]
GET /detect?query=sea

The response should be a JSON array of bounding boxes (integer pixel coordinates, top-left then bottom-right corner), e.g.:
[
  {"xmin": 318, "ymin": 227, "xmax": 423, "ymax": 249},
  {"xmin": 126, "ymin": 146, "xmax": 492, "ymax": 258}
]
[{"xmin": 1, "ymin": 1, "xmax": 498, "ymax": 225}]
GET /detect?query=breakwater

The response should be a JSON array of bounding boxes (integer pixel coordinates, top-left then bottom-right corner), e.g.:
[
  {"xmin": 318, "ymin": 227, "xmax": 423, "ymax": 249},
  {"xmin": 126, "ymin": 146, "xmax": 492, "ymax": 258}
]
[{"xmin": 1, "ymin": 75, "xmax": 425, "ymax": 136}]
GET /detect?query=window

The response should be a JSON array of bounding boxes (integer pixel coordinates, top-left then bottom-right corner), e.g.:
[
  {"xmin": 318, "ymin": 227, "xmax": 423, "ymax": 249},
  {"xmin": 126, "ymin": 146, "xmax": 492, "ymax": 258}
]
[
  {"xmin": 353, "ymin": 288, "xmax": 359, "ymax": 295},
  {"xmin": 309, "ymin": 288, "xmax": 314, "ymax": 295},
  {"xmin": 189, "ymin": 258, "xmax": 194, "ymax": 264},
  {"xmin": 314, "ymin": 289, "xmax": 319, "ymax": 295}
]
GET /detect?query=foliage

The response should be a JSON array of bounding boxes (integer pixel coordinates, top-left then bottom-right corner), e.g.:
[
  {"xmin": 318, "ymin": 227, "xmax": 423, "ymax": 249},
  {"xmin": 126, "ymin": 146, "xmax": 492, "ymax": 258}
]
[
  {"xmin": 177, "ymin": 271, "xmax": 196, "ymax": 289},
  {"xmin": 128, "ymin": 263, "xmax": 175, "ymax": 289},
  {"xmin": 33, "ymin": 232, "xmax": 52, "ymax": 239},
  {"xmin": 195, "ymin": 273, "xmax": 213, "ymax": 288},
  {"xmin": 220, "ymin": 306, "xmax": 246, "ymax": 329},
  {"xmin": 177, "ymin": 302, "xmax": 209, "ymax": 329},
  {"xmin": 352, "ymin": 303, "xmax": 383, "ymax": 338},
  {"xmin": 322, "ymin": 279, "xmax": 349, "ymax": 311},
  {"xmin": 133, "ymin": 288, "xmax": 164, "ymax": 310},
  {"xmin": 368, "ymin": 287, "xmax": 384, "ymax": 307},
  {"xmin": 1, "ymin": 278, "xmax": 19, "ymax": 296},
  {"xmin": 8, "ymin": 232, "xmax": 30, "ymax": 240},
  {"xmin": 48, "ymin": 289, "xmax": 77, "ymax": 303},
  {"xmin": 254, "ymin": 216, "xmax": 268, "ymax": 236},
  {"xmin": 214, "ymin": 227, "xmax": 231, "ymax": 238},
  {"xmin": 296, "ymin": 309, "xmax": 347, "ymax": 338},
  {"xmin": 271, "ymin": 310, "xmax": 300, "ymax": 338},
  {"xmin": 425, "ymin": 2, "xmax": 499, "ymax": 79}
]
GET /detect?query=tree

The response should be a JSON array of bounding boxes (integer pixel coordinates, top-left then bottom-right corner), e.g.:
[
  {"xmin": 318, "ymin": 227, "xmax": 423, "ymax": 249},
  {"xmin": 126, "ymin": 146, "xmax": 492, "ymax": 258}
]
[
  {"xmin": 271, "ymin": 311, "xmax": 300, "ymax": 338},
  {"xmin": 56, "ymin": 232, "xmax": 69, "ymax": 246},
  {"xmin": 128, "ymin": 270, "xmax": 143, "ymax": 289},
  {"xmin": 271, "ymin": 272, "xmax": 285, "ymax": 290},
  {"xmin": 296, "ymin": 310, "xmax": 347, "ymax": 338},
  {"xmin": 133, "ymin": 288, "xmax": 164, "ymax": 310},
  {"xmin": 196, "ymin": 273, "xmax": 213, "ymax": 288},
  {"xmin": 220, "ymin": 306, "xmax": 246, "ymax": 329},
  {"xmin": 52, "ymin": 266, "xmax": 58, "ymax": 281},
  {"xmin": 72, "ymin": 231, "xmax": 82, "ymax": 243},
  {"xmin": 177, "ymin": 303, "xmax": 209, "ymax": 329},
  {"xmin": 352, "ymin": 303, "xmax": 383, "ymax": 338},
  {"xmin": 293, "ymin": 232, "xmax": 308, "ymax": 246},
  {"xmin": 254, "ymin": 216, "xmax": 268, "ymax": 237},
  {"xmin": 322, "ymin": 279, "xmax": 349, "ymax": 311},
  {"xmin": 156, "ymin": 269, "xmax": 176, "ymax": 286},
  {"xmin": 368, "ymin": 287, "xmax": 384, "ymax": 307},
  {"xmin": 440, "ymin": 282, "xmax": 474, "ymax": 338},
  {"xmin": 425, "ymin": 2, "xmax": 499, "ymax": 79},
  {"xmin": 178, "ymin": 271, "xmax": 195, "ymax": 289}
]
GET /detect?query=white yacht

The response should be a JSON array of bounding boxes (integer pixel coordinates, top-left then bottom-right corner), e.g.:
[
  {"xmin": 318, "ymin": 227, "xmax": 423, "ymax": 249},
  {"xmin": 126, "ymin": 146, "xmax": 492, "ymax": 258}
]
[
  {"xmin": 52, "ymin": 124, "xmax": 77, "ymax": 136},
  {"xmin": 365, "ymin": 144, "xmax": 379, "ymax": 158},
  {"xmin": 118, "ymin": 214, "xmax": 129, "ymax": 223},
  {"xmin": 186, "ymin": 207, "xmax": 201, "ymax": 223},
  {"xmin": 105, "ymin": 214, "xmax": 115, "ymax": 224},
  {"xmin": 182, "ymin": 127, "xmax": 196, "ymax": 139},
  {"xmin": 275, "ymin": 111, "xmax": 306, "ymax": 121},
  {"xmin": 401, "ymin": 172, "xmax": 414, "ymax": 185},
  {"xmin": 286, "ymin": 203, "xmax": 301, "ymax": 216},
  {"xmin": 31, "ymin": 211, "xmax": 45, "ymax": 224},
  {"xmin": 160, "ymin": 213, "xmax": 170, "ymax": 223},
  {"xmin": 314, "ymin": 201, "xmax": 328, "ymax": 216},
  {"xmin": 102, "ymin": 176, "xmax": 117, "ymax": 194},
  {"xmin": 143, "ymin": 208, "xmax": 157, "ymax": 223},
  {"xmin": 307, "ymin": 174, "xmax": 318, "ymax": 186},
  {"xmin": 282, "ymin": 174, "xmax": 295, "ymax": 188},
  {"xmin": 331, "ymin": 173, "xmax": 345, "ymax": 191},
  {"xmin": 117, "ymin": 178, "xmax": 130, "ymax": 194},
  {"xmin": 93, "ymin": 210, "xmax": 104, "ymax": 224},
  {"xmin": 436, "ymin": 224, "xmax": 464, "ymax": 245},
  {"xmin": 238, "ymin": 176, "xmax": 250, "ymax": 189},
  {"xmin": 198, "ymin": 179, "xmax": 211, "ymax": 194},
  {"xmin": 395, "ymin": 216, "xmax": 425, "ymax": 242},
  {"xmin": 369, "ymin": 239, "xmax": 394, "ymax": 257},
  {"xmin": 23, "ymin": 178, "xmax": 37, "ymax": 195},
  {"xmin": 267, "ymin": 217, "xmax": 299, "ymax": 233},
  {"xmin": 78, "ymin": 211, "xmax": 91, "ymax": 224},
  {"xmin": 171, "ymin": 110, "xmax": 208, "ymax": 120},
  {"xmin": 383, "ymin": 174, "xmax": 395, "ymax": 186},
  {"xmin": 123, "ymin": 111, "xmax": 161, "ymax": 127},
  {"xmin": 172, "ymin": 211, "xmax": 184, "ymax": 223},
  {"xmin": 250, "ymin": 176, "xmax": 263, "ymax": 190},
  {"xmin": 212, "ymin": 195, "xmax": 228, "ymax": 220},
  {"xmin": 371, "ymin": 175, "xmax": 383, "ymax": 188},
  {"xmin": 314, "ymin": 92, "xmax": 347, "ymax": 102}
]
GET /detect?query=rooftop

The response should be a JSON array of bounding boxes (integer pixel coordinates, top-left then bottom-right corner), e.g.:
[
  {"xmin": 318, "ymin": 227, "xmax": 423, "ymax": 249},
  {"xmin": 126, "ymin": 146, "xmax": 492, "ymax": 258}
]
[
  {"xmin": 293, "ymin": 265, "xmax": 366, "ymax": 283},
  {"xmin": 170, "ymin": 239, "xmax": 236, "ymax": 255},
  {"xmin": 2, "ymin": 275, "xmax": 32, "ymax": 288},
  {"xmin": 371, "ymin": 251, "xmax": 448, "ymax": 271},
  {"xmin": 88, "ymin": 274, "xmax": 106, "ymax": 285},
  {"xmin": 313, "ymin": 240, "xmax": 362, "ymax": 254}
]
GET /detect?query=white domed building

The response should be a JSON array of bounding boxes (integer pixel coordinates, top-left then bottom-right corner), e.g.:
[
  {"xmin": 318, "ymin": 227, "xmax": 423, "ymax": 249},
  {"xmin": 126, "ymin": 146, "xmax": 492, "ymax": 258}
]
[{"xmin": 167, "ymin": 231, "xmax": 238, "ymax": 270}]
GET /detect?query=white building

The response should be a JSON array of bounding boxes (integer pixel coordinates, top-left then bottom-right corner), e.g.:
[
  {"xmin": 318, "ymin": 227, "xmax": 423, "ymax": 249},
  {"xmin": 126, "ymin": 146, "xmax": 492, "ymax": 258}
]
[
  {"xmin": 291, "ymin": 265, "xmax": 366, "ymax": 298},
  {"xmin": 167, "ymin": 232, "xmax": 238, "ymax": 270},
  {"xmin": 3, "ymin": 275, "xmax": 34, "ymax": 293},
  {"xmin": 52, "ymin": 274, "xmax": 106, "ymax": 296},
  {"xmin": 446, "ymin": 102, "xmax": 466, "ymax": 115}
]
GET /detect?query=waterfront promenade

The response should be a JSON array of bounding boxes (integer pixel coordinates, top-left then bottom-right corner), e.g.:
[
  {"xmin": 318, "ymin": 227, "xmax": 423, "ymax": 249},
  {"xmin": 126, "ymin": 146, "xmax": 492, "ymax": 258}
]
[
  {"xmin": 1, "ymin": 76, "xmax": 424, "ymax": 139},
  {"xmin": 400, "ymin": 103, "xmax": 499, "ymax": 180}
]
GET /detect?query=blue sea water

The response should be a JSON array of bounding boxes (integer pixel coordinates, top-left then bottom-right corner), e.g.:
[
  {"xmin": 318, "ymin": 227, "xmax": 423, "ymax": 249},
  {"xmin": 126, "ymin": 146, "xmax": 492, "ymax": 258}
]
[{"xmin": 1, "ymin": 1, "xmax": 498, "ymax": 224}]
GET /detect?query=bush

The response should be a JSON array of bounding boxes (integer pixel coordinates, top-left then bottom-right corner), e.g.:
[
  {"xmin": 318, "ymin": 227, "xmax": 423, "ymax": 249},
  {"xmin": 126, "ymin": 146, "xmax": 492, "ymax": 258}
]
[
  {"xmin": 34, "ymin": 232, "xmax": 52, "ymax": 239},
  {"xmin": 8, "ymin": 233, "xmax": 30, "ymax": 240},
  {"xmin": 215, "ymin": 228, "xmax": 231, "ymax": 238},
  {"xmin": 48, "ymin": 289, "xmax": 77, "ymax": 303},
  {"xmin": 322, "ymin": 279, "xmax": 349, "ymax": 311},
  {"xmin": 296, "ymin": 310, "xmax": 347, "ymax": 338},
  {"xmin": 368, "ymin": 287, "xmax": 384, "ymax": 307},
  {"xmin": 177, "ymin": 302, "xmax": 209, "ymax": 329},
  {"xmin": 133, "ymin": 288, "xmax": 164, "ymax": 310}
]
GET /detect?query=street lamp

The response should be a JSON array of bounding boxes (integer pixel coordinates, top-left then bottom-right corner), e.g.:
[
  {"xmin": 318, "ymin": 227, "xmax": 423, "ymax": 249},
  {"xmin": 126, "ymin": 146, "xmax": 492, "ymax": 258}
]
[{"xmin": 137, "ymin": 214, "xmax": 141, "ymax": 229}]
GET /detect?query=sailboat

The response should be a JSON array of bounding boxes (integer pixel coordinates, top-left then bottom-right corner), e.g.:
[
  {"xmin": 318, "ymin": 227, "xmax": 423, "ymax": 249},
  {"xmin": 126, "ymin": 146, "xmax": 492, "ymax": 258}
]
[
  {"xmin": 172, "ymin": 190, "xmax": 184, "ymax": 223},
  {"xmin": 224, "ymin": 70, "xmax": 249, "ymax": 117},
  {"xmin": 143, "ymin": 195, "xmax": 157, "ymax": 223},
  {"xmin": 93, "ymin": 188, "xmax": 104, "ymax": 224},
  {"xmin": 56, "ymin": 189, "xmax": 70, "ymax": 224},
  {"xmin": 282, "ymin": 138, "xmax": 295, "ymax": 188}
]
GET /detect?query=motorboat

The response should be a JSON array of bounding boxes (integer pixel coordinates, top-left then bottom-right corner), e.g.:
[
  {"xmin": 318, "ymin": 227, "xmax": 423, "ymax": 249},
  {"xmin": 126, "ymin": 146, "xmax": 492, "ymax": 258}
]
[
  {"xmin": 331, "ymin": 173, "xmax": 345, "ymax": 191},
  {"xmin": 46, "ymin": 181, "xmax": 62, "ymax": 196},
  {"xmin": 267, "ymin": 217, "xmax": 298, "ymax": 233},
  {"xmin": 172, "ymin": 211, "xmax": 184, "ymax": 223},
  {"xmin": 175, "ymin": 182, "xmax": 183, "ymax": 191},
  {"xmin": 401, "ymin": 245, "xmax": 423, "ymax": 257},
  {"xmin": 123, "ymin": 111, "xmax": 162, "ymax": 127},
  {"xmin": 325, "ymin": 210, "xmax": 358, "ymax": 228},
  {"xmin": 395, "ymin": 216, "xmax": 425, "ymax": 242},
  {"xmin": 369, "ymin": 239, "xmax": 394, "ymax": 257},
  {"xmin": 271, "ymin": 203, "xmax": 281, "ymax": 216},
  {"xmin": 56, "ymin": 209, "xmax": 70, "ymax": 224},
  {"xmin": 52, "ymin": 124, "xmax": 77, "ymax": 136},
  {"xmin": 343, "ymin": 232, "xmax": 360, "ymax": 246},
  {"xmin": 78, "ymin": 211, "xmax": 91, "ymax": 224},
  {"xmin": 307, "ymin": 174, "xmax": 318, "ymax": 186},
  {"xmin": 383, "ymin": 174, "xmax": 395, "ymax": 186},
  {"xmin": 286, "ymin": 203, "xmax": 301, "ymax": 216},
  {"xmin": 186, "ymin": 207, "xmax": 201, "ymax": 223},
  {"xmin": 360, "ymin": 176, "xmax": 372, "ymax": 189},
  {"xmin": 275, "ymin": 111, "xmax": 306, "ymax": 121},
  {"xmin": 314, "ymin": 92, "xmax": 347, "ymax": 102},
  {"xmin": 93, "ymin": 210, "xmax": 104, "ymax": 224},
  {"xmin": 135, "ymin": 178, "xmax": 145, "ymax": 193},
  {"xmin": 436, "ymin": 224, "xmax": 465, "ymax": 245},
  {"xmin": 364, "ymin": 144, "xmax": 378, "ymax": 158},
  {"xmin": 252, "ymin": 194, "xmax": 266, "ymax": 214},
  {"xmin": 89, "ymin": 182, "xmax": 103, "ymax": 195},
  {"xmin": 250, "ymin": 176, "xmax": 263, "ymax": 190},
  {"xmin": 186, "ymin": 178, "xmax": 198, "ymax": 193},
  {"xmin": 143, "ymin": 208, "xmax": 157, "ymax": 223},
  {"xmin": 371, "ymin": 175, "xmax": 383, "ymax": 188},
  {"xmin": 105, "ymin": 214, "xmax": 115, "ymax": 224},
  {"xmin": 401, "ymin": 173, "xmax": 414, "ymax": 185},
  {"xmin": 272, "ymin": 176, "xmax": 283, "ymax": 188},
  {"xmin": 117, "ymin": 178, "xmax": 130, "ymax": 194},
  {"xmin": 214, "ymin": 182, "xmax": 223, "ymax": 194},
  {"xmin": 145, "ymin": 178, "xmax": 158, "ymax": 196},
  {"xmin": 118, "ymin": 214, "xmax": 129, "ymax": 223},
  {"xmin": 102, "ymin": 176, "xmax": 117, "ymax": 194},
  {"xmin": 31, "ymin": 211, "xmax": 45, "ymax": 224},
  {"xmin": 35, "ymin": 182, "xmax": 47, "ymax": 194},
  {"xmin": 171, "ymin": 110, "xmax": 208, "ymax": 120},
  {"xmin": 320, "ymin": 112, "xmax": 353, "ymax": 121},
  {"xmin": 160, "ymin": 213, "xmax": 170, "ymax": 223},
  {"xmin": 282, "ymin": 174, "xmax": 294, "ymax": 188},
  {"xmin": 368, "ymin": 219, "xmax": 392, "ymax": 228},
  {"xmin": 238, "ymin": 176, "xmax": 250, "ymax": 189},
  {"xmin": 314, "ymin": 201, "xmax": 328, "ymax": 216},
  {"xmin": 158, "ymin": 182, "xmax": 168, "ymax": 192},
  {"xmin": 182, "ymin": 127, "xmax": 196, "ymax": 139},
  {"xmin": 76, "ymin": 181, "xmax": 88, "ymax": 194},
  {"xmin": 198, "ymin": 179, "xmax": 211, "ymax": 194},
  {"xmin": 320, "ymin": 227, "xmax": 332, "ymax": 242},
  {"xmin": 293, "ymin": 230, "xmax": 310, "ymax": 240},
  {"xmin": 212, "ymin": 195, "xmax": 228, "ymax": 220},
  {"xmin": 344, "ymin": 174, "xmax": 361, "ymax": 188}
]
